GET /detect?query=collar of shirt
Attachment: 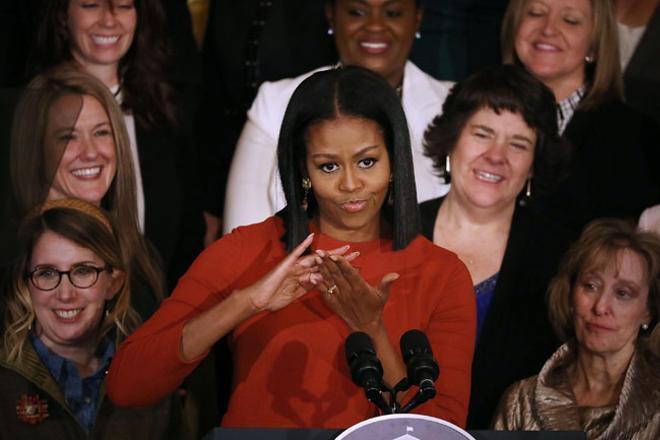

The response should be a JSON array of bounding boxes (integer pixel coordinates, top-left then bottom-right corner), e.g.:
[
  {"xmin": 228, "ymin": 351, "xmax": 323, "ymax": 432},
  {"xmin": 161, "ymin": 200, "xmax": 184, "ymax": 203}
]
[
  {"xmin": 557, "ymin": 85, "xmax": 586, "ymax": 135},
  {"xmin": 30, "ymin": 334, "xmax": 115, "ymax": 433}
]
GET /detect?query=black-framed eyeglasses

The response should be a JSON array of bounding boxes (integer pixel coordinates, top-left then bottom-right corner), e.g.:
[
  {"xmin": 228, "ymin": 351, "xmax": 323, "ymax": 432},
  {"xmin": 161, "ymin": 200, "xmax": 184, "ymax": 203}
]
[{"xmin": 26, "ymin": 264, "xmax": 111, "ymax": 291}]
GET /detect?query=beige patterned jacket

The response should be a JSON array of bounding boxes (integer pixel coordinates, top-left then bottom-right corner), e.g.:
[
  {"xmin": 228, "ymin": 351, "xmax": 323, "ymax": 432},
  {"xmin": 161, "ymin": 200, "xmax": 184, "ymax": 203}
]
[{"xmin": 492, "ymin": 343, "xmax": 660, "ymax": 439}]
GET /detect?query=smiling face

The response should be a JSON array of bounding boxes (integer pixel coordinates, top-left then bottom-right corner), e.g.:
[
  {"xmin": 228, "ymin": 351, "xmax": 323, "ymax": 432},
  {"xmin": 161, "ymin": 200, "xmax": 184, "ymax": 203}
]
[
  {"xmin": 448, "ymin": 107, "xmax": 536, "ymax": 212},
  {"xmin": 573, "ymin": 249, "xmax": 652, "ymax": 359},
  {"xmin": 28, "ymin": 230, "xmax": 121, "ymax": 356},
  {"xmin": 514, "ymin": 0, "xmax": 593, "ymax": 96},
  {"xmin": 305, "ymin": 116, "xmax": 391, "ymax": 242},
  {"xmin": 67, "ymin": 0, "xmax": 137, "ymax": 78},
  {"xmin": 47, "ymin": 94, "xmax": 117, "ymax": 205},
  {"xmin": 326, "ymin": 0, "xmax": 422, "ymax": 88}
]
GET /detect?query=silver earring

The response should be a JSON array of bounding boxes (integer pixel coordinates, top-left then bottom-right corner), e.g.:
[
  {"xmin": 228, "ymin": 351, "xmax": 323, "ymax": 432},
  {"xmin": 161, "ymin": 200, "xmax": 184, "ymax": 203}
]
[
  {"xmin": 415, "ymin": 31, "xmax": 421, "ymax": 40},
  {"xmin": 302, "ymin": 178, "xmax": 312, "ymax": 211},
  {"xmin": 442, "ymin": 156, "xmax": 451, "ymax": 183},
  {"xmin": 585, "ymin": 55, "xmax": 594, "ymax": 63},
  {"xmin": 526, "ymin": 178, "xmax": 532, "ymax": 197},
  {"xmin": 642, "ymin": 323, "xmax": 649, "ymax": 331},
  {"xmin": 327, "ymin": 28, "xmax": 334, "ymax": 36}
]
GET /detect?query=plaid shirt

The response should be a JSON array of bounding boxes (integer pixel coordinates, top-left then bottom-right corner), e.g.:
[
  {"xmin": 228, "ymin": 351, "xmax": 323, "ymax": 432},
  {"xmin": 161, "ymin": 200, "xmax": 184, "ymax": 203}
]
[{"xmin": 556, "ymin": 85, "xmax": 586, "ymax": 135}]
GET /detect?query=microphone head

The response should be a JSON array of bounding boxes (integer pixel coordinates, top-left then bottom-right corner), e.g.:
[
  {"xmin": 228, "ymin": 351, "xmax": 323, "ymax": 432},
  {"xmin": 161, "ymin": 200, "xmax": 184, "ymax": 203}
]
[
  {"xmin": 400, "ymin": 329, "xmax": 432, "ymax": 364},
  {"xmin": 345, "ymin": 332, "xmax": 383, "ymax": 389},
  {"xmin": 399, "ymin": 329, "xmax": 439, "ymax": 386},
  {"xmin": 345, "ymin": 332, "xmax": 375, "ymax": 363}
]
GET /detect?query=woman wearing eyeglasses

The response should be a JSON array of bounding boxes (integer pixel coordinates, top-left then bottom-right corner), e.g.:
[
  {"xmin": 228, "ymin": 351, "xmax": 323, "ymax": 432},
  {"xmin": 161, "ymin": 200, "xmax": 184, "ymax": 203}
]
[{"xmin": 0, "ymin": 199, "xmax": 185, "ymax": 439}]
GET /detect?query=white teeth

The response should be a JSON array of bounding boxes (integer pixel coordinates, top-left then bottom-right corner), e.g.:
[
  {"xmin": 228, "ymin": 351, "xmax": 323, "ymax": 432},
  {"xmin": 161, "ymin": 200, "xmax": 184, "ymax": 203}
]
[
  {"xmin": 474, "ymin": 170, "xmax": 503, "ymax": 182},
  {"xmin": 72, "ymin": 167, "xmax": 101, "ymax": 177},
  {"xmin": 92, "ymin": 35, "xmax": 119, "ymax": 45},
  {"xmin": 361, "ymin": 42, "xmax": 387, "ymax": 49},
  {"xmin": 55, "ymin": 309, "xmax": 82, "ymax": 319},
  {"xmin": 535, "ymin": 43, "xmax": 558, "ymax": 51}
]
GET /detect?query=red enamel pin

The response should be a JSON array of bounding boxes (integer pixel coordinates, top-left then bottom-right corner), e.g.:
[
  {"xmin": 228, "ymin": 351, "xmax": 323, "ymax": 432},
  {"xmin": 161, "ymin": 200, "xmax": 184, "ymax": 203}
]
[{"xmin": 16, "ymin": 394, "xmax": 49, "ymax": 424}]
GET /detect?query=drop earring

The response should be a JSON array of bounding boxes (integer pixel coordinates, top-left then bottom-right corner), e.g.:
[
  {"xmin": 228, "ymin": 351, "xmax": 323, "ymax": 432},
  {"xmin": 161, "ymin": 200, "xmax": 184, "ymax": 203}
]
[
  {"xmin": 442, "ymin": 155, "xmax": 451, "ymax": 183},
  {"xmin": 526, "ymin": 178, "xmax": 532, "ymax": 197},
  {"xmin": 302, "ymin": 177, "xmax": 312, "ymax": 211}
]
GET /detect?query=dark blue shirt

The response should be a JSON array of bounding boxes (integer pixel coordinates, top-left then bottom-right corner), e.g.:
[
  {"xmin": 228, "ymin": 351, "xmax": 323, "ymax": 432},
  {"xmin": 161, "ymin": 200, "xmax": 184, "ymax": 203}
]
[
  {"xmin": 30, "ymin": 335, "xmax": 114, "ymax": 433},
  {"xmin": 474, "ymin": 273, "xmax": 498, "ymax": 340}
]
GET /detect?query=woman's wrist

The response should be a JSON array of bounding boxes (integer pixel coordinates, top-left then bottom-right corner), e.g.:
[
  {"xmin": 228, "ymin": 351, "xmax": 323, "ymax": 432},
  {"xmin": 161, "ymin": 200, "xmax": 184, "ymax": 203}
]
[
  {"xmin": 357, "ymin": 317, "xmax": 387, "ymax": 341},
  {"xmin": 230, "ymin": 286, "xmax": 265, "ymax": 318}
]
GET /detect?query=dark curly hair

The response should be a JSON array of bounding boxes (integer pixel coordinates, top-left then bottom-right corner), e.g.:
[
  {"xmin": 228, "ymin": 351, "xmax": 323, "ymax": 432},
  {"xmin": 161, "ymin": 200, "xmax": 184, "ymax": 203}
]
[
  {"xmin": 423, "ymin": 64, "xmax": 569, "ymax": 196},
  {"xmin": 28, "ymin": 0, "xmax": 176, "ymax": 129}
]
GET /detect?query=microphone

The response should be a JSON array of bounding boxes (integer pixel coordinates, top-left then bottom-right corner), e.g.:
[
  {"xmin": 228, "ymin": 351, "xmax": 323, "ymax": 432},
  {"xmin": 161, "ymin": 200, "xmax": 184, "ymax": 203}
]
[
  {"xmin": 400, "ymin": 329, "xmax": 439, "ymax": 410},
  {"xmin": 345, "ymin": 332, "xmax": 391, "ymax": 413}
]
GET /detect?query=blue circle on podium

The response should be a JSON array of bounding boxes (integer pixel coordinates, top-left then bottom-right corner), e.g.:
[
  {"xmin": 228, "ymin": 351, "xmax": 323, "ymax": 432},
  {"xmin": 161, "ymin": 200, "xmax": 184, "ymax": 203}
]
[{"xmin": 336, "ymin": 414, "xmax": 476, "ymax": 440}]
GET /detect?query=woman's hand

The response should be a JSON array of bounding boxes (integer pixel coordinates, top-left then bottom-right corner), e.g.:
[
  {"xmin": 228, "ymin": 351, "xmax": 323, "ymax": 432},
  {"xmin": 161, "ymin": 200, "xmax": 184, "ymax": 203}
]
[
  {"xmin": 242, "ymin": 235, "xmax": 356, "ymax": 313},
  {"xmin": 181, "ymin": 235, "xmax": 352, "ymax": 361},
  {"xmin": 315, "ymin": 251, "xmax": 405, "ymax": 387},
  {"xmin": 315, "ymin": 250, "xmax": 399, "ymax": 333}
]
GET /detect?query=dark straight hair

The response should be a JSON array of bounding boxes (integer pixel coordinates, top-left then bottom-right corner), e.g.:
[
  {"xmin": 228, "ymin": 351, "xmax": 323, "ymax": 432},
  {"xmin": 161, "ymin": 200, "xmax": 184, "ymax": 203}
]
[{"xmin": 277, "ymin": 66, "xmax": 420, "ymax": 252}]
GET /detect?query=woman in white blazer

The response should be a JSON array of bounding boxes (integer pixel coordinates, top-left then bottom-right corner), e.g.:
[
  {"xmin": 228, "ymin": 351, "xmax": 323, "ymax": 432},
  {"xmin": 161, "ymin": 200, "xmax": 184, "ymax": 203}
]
[{"xmin": 223, "ymin": 0, "xmax": 453, "ymax": 233}]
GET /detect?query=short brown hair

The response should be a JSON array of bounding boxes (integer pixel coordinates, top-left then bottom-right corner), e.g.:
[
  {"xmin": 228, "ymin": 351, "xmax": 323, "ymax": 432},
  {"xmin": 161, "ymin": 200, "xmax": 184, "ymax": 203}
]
[
  {"xmin": 424, "ymin": 64, "xmax": 569, "ymax": 196},
  {"xmin": 548, "ymin": 218, "xmax": 660, "ymax": 356},
  {"xmin": 501, "ymin": 0, "xmax": 623, "ymax": 109}
]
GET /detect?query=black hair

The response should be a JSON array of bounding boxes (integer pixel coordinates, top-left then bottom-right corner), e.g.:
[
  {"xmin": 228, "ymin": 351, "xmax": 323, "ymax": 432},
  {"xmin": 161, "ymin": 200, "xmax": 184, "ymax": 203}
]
[
  {"xmin": 424, "ymin": 64, "xmax": 569, "ymax": 196},
  {"xmin": 278, "ymin": 66, "xmax": 420, "ymax": 252}
]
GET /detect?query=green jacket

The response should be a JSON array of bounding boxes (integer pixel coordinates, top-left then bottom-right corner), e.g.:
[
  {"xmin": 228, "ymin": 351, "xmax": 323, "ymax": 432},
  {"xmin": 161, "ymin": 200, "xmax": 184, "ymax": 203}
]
[{"xmin": 0, "ymin": 343, "xmax": 188, "ymax": 439}]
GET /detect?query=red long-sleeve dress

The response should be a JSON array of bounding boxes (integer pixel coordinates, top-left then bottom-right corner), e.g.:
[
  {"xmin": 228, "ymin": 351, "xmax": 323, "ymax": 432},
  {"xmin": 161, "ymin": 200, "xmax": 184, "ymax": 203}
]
[{"xmin": 107, "ymin": 217, "xmax": 476, "ymax": 428}]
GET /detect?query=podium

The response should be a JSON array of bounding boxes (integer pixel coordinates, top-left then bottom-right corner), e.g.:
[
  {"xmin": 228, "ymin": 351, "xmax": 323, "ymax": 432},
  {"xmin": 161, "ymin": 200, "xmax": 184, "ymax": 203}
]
[{"xmin": 203, "ymin": 414, "xmax": 585, "ymax": 440}]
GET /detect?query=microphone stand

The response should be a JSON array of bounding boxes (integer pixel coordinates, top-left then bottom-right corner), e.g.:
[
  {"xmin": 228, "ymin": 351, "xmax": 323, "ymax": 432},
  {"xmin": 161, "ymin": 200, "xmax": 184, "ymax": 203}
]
[
  {"xmin": 365, "ymin": 384, "xmax": 392, "ymax": 414},
  {"xmin": 361, "ymin": 377, "xmax": 437, "ymax": 414}
]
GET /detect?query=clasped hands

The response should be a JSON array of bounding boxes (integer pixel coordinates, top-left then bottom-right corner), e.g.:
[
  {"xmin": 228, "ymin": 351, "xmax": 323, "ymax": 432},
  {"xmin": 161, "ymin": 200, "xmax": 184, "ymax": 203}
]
[{"xmin": 244, "ymin": 233, "xmax": 399, "ymax": 333}]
